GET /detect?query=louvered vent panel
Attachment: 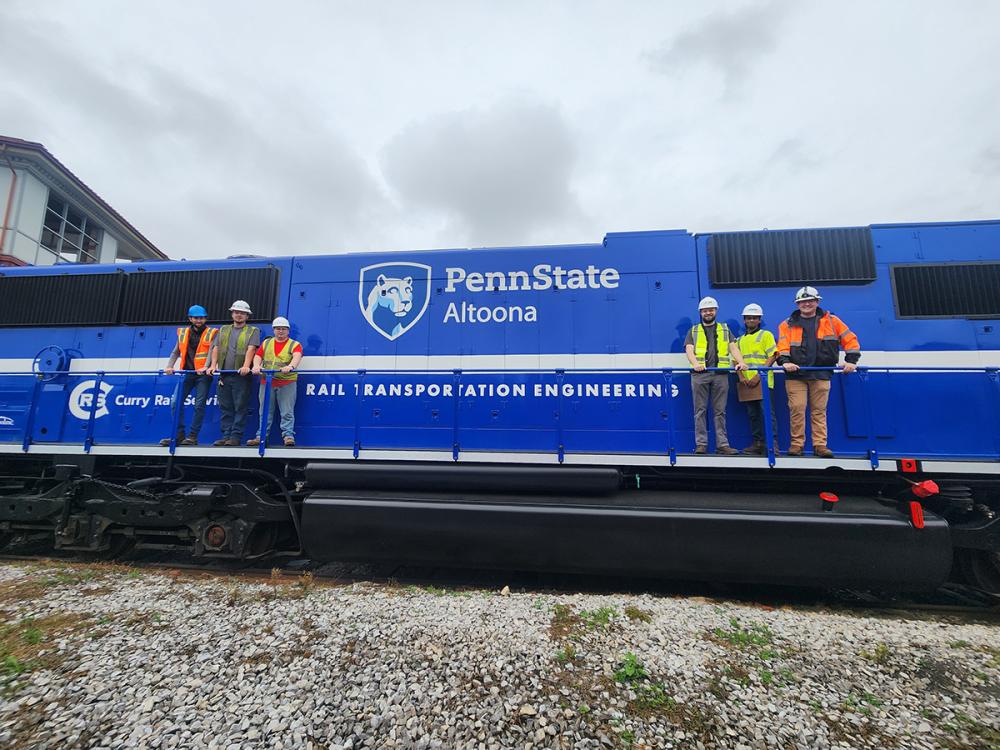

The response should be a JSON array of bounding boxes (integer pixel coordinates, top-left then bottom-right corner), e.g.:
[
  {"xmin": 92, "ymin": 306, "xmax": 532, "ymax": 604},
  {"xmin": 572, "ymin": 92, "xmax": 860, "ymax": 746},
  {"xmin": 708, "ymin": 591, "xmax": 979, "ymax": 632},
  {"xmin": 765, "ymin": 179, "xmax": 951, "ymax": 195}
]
[
  {"xmin": 0, "ymin": 273, "xmax": 123, "ymax": 326},
  {"xmin": 708, "ymin": 228, "xmax": 876, "ymax": 287},
  {"xmin": 120, "ymin": 267, "xmax": 280, "ymax": 325},
  {"xmin": 893, "ymin": 263, "xmax": 1000, "ymax": 318}
]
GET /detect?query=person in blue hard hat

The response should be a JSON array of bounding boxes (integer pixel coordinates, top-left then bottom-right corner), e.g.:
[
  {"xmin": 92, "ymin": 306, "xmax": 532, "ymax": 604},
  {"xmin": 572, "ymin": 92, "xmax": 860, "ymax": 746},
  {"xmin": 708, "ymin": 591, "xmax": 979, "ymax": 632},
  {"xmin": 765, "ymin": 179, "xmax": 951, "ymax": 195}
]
[{"xmin": 159, "ymin": 305, "xmax": 218, "ymax": 446}]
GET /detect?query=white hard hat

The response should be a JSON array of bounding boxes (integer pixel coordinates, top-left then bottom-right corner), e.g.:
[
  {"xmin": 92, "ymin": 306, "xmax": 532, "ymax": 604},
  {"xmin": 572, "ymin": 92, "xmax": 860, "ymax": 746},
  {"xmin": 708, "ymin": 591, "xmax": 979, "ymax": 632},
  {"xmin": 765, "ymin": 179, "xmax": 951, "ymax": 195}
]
[
  {"xmin": 272, "ymin": 317, "xmax": 290, "ymax": 328},
  {"xmin": 698, "ymin": 296, "xmax": 719, "ymax": 310},
  {"xmin": 229, "ymin": 300, "xmax": 252, "ymax": 314},
  {"xmin": 795, "ymin": 286, "xmax": 822, "ymax": 302},
  {"xmin": 742, "ymin": 303, "xmax": 763, "ymax": 317}
]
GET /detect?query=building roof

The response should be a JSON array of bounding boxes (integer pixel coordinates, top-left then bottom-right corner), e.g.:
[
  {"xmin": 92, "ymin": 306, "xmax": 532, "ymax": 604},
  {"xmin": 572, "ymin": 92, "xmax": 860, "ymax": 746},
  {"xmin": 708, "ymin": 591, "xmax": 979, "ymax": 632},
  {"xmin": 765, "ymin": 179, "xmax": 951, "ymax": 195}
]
[{"xmin": 0, "ymin": 134, "xmax": 168, "ymax": 260}]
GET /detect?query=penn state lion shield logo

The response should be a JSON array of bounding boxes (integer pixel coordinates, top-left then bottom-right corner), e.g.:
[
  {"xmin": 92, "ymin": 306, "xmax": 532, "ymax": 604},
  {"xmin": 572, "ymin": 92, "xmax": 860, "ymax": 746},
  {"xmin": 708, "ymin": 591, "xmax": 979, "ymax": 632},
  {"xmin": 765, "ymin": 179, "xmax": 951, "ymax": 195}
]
[{"xmin": 358, "ymin": 262, "xmax": 432, "ymax": 341}]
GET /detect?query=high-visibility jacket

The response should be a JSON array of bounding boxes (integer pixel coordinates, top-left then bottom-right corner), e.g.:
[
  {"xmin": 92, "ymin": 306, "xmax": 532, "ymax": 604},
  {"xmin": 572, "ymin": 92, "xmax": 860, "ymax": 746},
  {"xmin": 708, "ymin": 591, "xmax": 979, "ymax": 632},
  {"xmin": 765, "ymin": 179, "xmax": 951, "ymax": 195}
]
[
  {"xmin": 177, "ymin": 326, "xmax": 217, "ymax": 371},
  {"xmin": 216, "ymin": 324, "xmax": 260, "ymax": 367},
  {"xmin": 738, "ymin": 329, "xmax": 776, "ymax": 388},
  {"xmin": 260, "ymin": 337, "xmax": 301, "ymax": 383},
  {"xmin": 690, "ymin": 323, "xmax": 731, "ymax": 368},
  {"xmin": 776, "ymin": 309, "xmax": 861, "ymax": 369}
]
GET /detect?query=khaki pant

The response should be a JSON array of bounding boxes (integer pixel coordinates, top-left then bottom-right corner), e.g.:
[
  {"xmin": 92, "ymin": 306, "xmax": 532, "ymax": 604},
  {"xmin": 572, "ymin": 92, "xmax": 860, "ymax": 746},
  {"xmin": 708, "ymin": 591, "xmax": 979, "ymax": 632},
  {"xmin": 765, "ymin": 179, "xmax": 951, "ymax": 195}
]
[{"xmin": 785, "ymin": 379, "xmax": 831, "ymax": 450}]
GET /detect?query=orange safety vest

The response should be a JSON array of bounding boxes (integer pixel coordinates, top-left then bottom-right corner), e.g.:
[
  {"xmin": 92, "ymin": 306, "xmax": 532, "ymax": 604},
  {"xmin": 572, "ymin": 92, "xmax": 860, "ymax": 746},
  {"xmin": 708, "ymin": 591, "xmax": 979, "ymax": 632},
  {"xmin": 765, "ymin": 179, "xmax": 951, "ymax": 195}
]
[
  {"xmin": 777, "ymin": 309, "xmax": 860, "ymax": 367},
  {"xmin": 177, "ymin": 326, "xmax": 218, "ymax": 370}
]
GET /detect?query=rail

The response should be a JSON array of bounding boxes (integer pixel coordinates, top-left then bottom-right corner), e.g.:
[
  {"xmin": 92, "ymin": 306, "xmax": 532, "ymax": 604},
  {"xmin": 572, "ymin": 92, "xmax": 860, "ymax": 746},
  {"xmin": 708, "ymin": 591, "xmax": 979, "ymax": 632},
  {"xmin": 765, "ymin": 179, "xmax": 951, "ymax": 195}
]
[{"xmin": 0, "ymin": 365, "xmax": 997, "ymax": 468}]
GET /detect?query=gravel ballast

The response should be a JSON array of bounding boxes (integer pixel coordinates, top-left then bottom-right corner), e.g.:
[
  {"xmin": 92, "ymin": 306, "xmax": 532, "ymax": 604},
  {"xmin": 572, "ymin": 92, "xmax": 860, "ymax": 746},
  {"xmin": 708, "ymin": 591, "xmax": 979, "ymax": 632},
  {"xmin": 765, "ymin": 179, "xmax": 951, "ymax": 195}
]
[{"xmin": 0, "ymin": 563, "xmax": 997, "ymax": 749}]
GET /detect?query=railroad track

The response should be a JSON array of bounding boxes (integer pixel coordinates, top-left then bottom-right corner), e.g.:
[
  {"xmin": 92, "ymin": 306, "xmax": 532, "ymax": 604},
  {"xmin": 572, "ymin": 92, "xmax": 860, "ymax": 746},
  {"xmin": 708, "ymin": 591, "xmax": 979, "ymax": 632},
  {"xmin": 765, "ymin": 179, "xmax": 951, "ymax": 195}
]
[{"xmin": 2, "ymin": 545, "xmax": 998, "ymax": 621}]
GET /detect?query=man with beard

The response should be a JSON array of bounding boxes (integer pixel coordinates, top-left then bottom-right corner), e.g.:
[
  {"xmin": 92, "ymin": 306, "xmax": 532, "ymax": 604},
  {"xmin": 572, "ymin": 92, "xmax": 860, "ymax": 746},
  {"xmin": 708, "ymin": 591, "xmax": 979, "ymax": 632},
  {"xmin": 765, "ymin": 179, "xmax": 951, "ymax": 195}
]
[
  {"xmin": 207, "ymin": 300, "xmax": 260, "ymax": 446},
  {"xmin": 684, "ymin": 297, "xmax": 748, "ymax": 454},
  {"xmin": 777, "ymin": 287, "xmax": 861, "ymax": 458},
  {"xmin": 160, "ymin": 305, "xmax": 218, "ymax": 446}
]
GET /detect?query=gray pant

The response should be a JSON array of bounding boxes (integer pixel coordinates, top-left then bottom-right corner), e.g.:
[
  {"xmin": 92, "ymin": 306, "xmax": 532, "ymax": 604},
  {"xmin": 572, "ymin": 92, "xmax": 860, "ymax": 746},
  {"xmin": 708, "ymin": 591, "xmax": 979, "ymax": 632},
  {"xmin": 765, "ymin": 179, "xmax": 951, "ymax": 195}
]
[{"xmin": 692, "ymin": 371, "xmax": 730, "ymax": 448}]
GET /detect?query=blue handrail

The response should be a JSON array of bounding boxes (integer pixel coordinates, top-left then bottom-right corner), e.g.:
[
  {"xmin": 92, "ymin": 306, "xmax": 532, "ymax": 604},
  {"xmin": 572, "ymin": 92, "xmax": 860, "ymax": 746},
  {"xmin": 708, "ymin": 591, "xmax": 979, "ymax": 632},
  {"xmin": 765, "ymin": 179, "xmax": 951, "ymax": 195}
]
[{"xmin": 1, "ymin": 365, "xmax": 996, "ymax": 463}]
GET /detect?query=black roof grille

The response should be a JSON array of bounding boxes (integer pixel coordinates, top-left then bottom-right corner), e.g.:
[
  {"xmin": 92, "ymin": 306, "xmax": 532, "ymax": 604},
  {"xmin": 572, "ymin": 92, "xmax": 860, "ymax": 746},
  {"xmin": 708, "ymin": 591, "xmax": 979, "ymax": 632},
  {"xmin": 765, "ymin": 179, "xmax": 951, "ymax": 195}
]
[
  {"xmin": 120, "ymin": 267, "xmax": 280, "ymax": 325},
  {"xmin": 0, "ymin": 272, "xmax": 124, "ymax": 326},
  {"xmin": 708, "ymin": 227, "xmax": 876, "ymax": 287},
  {"xmin": 893, "ymin": 263, "xmax": 1000, "ymax": 318}
]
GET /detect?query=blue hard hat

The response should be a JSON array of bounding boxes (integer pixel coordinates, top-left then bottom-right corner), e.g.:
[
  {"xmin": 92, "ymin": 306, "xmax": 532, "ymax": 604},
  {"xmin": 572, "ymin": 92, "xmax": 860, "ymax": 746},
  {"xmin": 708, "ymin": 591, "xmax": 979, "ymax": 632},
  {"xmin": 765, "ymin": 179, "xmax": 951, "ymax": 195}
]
[{"xmin": 188, "ymin": 305, "xmax": 208, "ymax": 317}]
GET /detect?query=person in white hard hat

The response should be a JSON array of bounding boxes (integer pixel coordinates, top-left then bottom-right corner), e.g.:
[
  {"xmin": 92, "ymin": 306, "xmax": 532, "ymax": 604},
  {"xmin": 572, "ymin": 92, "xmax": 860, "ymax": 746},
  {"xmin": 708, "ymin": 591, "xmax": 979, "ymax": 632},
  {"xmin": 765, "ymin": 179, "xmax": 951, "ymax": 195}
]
[
  {"xmin": 776, "ymin": 286, "xmax": 861, "ymax": 458},
  {"xmin": 248, "ymin": 317, "xmax": 303, "ymax": 447},
  {"xmin": 684, "ymin": 297, "xmax": 748, "ymax": 454},
  {"xmin": 736, "ymin": 303, "xmax": 778, "ymax": 455},
  {"xmin": 207, "ymin": 300, "xmax": 261, "ymax": 446}
]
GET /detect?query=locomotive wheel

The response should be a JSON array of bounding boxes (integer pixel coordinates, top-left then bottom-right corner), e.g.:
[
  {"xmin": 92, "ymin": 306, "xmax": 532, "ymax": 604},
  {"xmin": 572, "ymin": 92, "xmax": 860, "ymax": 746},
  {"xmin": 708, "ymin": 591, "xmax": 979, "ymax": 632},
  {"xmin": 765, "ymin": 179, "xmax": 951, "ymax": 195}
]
[
  {"xmin": 956, "ymin": 549, "xmax": 1000, "ymax": 594},
  {"xmin": 0, "ymin": 532, "xmax": 12, "ymax": 551}
]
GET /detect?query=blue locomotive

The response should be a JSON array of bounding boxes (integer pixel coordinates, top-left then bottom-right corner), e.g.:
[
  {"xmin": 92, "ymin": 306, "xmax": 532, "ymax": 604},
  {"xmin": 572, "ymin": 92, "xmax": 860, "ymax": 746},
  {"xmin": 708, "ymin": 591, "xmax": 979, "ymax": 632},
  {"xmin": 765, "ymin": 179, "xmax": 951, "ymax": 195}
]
[{"xmin": 0, "ymin": 219, "xmax": 998, "ymax": 591}]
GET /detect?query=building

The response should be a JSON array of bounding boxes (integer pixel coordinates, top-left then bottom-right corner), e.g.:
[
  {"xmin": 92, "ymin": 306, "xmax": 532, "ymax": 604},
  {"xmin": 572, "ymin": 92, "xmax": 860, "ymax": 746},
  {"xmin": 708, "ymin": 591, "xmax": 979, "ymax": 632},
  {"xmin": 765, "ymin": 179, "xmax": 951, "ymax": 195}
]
[{"xmin": 0, "ymin": 135, "xmax": 167, "ymax": 266}]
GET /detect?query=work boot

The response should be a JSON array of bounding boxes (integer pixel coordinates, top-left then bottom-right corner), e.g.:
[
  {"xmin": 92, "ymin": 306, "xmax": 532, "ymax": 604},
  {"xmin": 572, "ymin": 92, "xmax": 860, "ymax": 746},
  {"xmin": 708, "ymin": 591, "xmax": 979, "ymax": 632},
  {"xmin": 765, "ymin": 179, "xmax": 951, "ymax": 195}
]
[
  {"xmin": 212, "ymin": 438, "xmax": 229, "ymax": 446},
  {"xmin": 159, "ymin": 430, "xmax": 185, "ymax": 447},
  {"xmin": 716, "ymin": 446, "xmax": 739, "ymax": 455},
  {"xmin": 224, "ymin": 438, "xmax": 241, "ymax": 446},
  {"xmin": 283, "ymin": 436, "xmax": 295, "ymax": 446},
  {"xmin": 246, "ymin": 438, "xmax": 261, "ymax": 447},
  {"xmin": 787, "ymin": 447, "xmax": 803, "ymax": 456},
  {"xmin": 181, "ymin": 436, "xmax": 198, "ymax": 446},
  {"xmin": 694, "ymin": 445, "xmax": 707, "ymax": 454},
  {"xmin": 741, "ymin": 442, "xmax": 765, "ymax": 456},
  {"xmin": 813, "ymin": 446, "xmax": 835, "ymax": 458}
]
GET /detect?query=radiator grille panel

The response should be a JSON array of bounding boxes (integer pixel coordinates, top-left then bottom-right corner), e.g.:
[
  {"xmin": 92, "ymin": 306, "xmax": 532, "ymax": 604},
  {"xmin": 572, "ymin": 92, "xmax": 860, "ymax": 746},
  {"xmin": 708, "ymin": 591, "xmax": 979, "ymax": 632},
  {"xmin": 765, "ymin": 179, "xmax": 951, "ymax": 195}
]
[
  {"xmin": 120, "ymin": 267, "xmax": 280, "ymax": 325},
  {"xmin": 0, "ymin": 273, "xmax": 123, "ymax": 326},
  {"xmin": 0, "ymin": 266, "xmax": 280, "ymax": 327},
  {"xmin": 893, "ymin": 263, "xmax": 1000, "ymax": 318},
  {"xmin": 709, "ymin": 228, "xmax": 876, "ymax": 287}
]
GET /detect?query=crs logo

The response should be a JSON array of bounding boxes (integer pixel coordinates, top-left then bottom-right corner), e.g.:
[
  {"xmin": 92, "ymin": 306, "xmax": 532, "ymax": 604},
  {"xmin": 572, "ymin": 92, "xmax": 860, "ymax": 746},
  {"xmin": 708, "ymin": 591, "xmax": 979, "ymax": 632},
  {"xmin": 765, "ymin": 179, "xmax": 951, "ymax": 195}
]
[
  {"xmin": 359, "ymin": 262, "xmax": 431, "ymax": 341},
  {"xmin": 69, "ymin": 380, "xmax": 114, "ymax": 421}
]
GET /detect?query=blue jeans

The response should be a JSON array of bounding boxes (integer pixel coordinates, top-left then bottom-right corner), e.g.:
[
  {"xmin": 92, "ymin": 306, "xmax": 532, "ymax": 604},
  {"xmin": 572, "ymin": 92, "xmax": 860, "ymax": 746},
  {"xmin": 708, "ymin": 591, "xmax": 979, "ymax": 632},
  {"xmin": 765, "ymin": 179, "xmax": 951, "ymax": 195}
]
[
  {"xmin": 218, "ymin": 375, "xmax": 252, "ymax": 441},
  {"xmin": 256, "ymin": 383, "xmax": 297, "ymax": 440},
  {"xmin": 172, "ymin": 373, "xmax": 211, "ymax": 438}
]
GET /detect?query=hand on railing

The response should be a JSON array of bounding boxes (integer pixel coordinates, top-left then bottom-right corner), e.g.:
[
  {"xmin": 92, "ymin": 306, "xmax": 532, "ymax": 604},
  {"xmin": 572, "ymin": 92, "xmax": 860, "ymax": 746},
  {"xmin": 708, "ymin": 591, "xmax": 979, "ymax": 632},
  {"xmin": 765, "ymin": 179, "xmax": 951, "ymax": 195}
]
[{"xmin": 158, "ymin": 368, "xmax": 275, "ymax": 376}]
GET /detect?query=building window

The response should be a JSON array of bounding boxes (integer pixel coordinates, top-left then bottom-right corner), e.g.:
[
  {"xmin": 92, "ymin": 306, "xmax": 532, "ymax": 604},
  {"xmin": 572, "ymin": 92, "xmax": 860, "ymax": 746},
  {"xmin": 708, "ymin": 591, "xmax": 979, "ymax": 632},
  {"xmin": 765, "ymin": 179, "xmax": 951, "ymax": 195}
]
[{"xmin": 39, "ymin": 193, "xmax": 103, "ymax": 264}]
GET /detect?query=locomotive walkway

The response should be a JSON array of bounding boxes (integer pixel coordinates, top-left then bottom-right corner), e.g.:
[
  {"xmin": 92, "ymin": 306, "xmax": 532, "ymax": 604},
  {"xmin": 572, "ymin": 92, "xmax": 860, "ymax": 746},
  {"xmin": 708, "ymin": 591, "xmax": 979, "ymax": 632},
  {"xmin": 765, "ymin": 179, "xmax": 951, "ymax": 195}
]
[{"xmin": 1, "ymin": 561, "xmax": 998, "ymax": 750}]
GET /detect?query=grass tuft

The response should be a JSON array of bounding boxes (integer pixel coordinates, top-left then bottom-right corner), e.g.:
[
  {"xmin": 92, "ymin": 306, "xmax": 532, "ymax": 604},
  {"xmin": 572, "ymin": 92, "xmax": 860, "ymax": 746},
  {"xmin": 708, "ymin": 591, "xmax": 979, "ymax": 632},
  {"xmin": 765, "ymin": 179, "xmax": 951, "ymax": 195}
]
[{"xmin": 614, "ymin": 652, "xmax": 648, "ymax": 684}]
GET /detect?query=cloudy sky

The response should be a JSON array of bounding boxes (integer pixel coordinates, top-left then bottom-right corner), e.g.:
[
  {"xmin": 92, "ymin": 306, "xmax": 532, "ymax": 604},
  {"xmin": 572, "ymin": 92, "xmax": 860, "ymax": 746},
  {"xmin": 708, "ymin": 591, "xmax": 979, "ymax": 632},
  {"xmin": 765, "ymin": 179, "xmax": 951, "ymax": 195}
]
[{"xmin": 2, "ymin": 1, "xmax": 998, "ymax": 259}]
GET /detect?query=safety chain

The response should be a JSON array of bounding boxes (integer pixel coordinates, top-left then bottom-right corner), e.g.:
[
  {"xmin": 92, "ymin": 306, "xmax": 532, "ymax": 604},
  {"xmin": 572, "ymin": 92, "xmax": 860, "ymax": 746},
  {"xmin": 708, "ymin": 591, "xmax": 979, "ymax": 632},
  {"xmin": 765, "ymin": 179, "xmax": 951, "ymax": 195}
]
[{"xmin": 85, "ymin": 477, "xmax": 161, "ymax": 501}]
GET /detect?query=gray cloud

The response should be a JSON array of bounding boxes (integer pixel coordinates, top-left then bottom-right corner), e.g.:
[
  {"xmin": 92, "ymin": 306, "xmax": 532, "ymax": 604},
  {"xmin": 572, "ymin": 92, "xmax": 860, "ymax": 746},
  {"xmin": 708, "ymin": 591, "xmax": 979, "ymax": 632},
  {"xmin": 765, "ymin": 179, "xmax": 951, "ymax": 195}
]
[
  {"xmin": 974, "ymin": 147, "xmax": 1000, "ymax": 175},
  {"xmin": 1, "ymin": 1, "xmax": 998, "ymax": 259},
  {"xmin": 380, "ymin": 99, "xmax": 579, "ymax": 246},
  {"xmin": 723, "ymin": 135, "xmax": 823, "ymax": 191},
  {"xmin": 0, "ymin": 8, "xmax": 387, "ymax": 257},
  {"xmin": 644, "ymin": 1, "xmax": 794, "ymax": 96},
  {"xmin": 767, "ymin": 137, "xmax": 822, "ymax": 174}
]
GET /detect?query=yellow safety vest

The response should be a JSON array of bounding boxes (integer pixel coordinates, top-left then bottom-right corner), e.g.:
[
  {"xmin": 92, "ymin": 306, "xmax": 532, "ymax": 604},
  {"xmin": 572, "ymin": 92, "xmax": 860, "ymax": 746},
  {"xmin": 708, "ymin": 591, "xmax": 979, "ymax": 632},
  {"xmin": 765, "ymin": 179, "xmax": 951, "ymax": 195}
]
[
  {"xmin": 691, "ymin": 323, "xmax": 731, "ymax": 369},
  {"xmin": 738, "ymin": 329, "xmax": 777, "ymax": 388},
  {"xmin": 216, "ymin": 324, "xmax": 259, "ymax": 365},
  {"xmin": 261, "ymin": 337, "xmax": 300, "ymax": 383}
]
